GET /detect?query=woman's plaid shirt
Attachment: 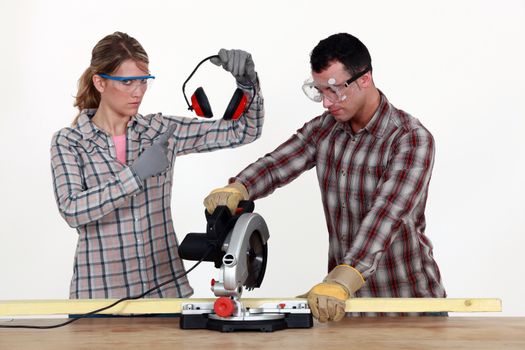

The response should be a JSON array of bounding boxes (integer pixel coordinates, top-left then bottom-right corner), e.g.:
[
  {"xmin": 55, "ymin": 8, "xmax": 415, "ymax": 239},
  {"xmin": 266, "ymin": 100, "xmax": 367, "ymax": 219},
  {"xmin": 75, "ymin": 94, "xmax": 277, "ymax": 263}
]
[
  {"xmin": 51, "ymin": 87, "xmax": 264, "ymax": 299},
  {"xmin": 234, "ymin": 93, "xmax": 446, "ymax": 303}
]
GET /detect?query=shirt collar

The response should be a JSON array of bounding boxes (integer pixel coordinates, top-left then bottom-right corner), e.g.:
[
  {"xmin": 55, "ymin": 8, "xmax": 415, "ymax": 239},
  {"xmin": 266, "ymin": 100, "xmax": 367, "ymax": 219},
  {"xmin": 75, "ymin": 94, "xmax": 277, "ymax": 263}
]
[
  {"xmin": 76, "ymin": 109, "xmax": 101, "ymax": 140},
  {"xmin": 76, "ymin": 109, "xmax": 164, "ymax": 145},
  {"xmin": 129, "ymin": 114, "xmax": 150, "ymax": 133},
  {"xmin": 363, "ymin": 90, "xmax": 391, "ymax": 138},
  {"xmin": 76, "ymin": 109, "xmax": 150, "ymax": 138}
]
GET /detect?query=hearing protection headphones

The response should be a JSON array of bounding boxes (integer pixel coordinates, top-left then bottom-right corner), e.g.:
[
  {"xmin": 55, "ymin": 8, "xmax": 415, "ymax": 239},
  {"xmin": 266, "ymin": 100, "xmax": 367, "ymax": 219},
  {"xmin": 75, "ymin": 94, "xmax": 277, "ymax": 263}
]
[{"xmin": 182, "ymin": 55, "xmax": 255, "ymax": 121}]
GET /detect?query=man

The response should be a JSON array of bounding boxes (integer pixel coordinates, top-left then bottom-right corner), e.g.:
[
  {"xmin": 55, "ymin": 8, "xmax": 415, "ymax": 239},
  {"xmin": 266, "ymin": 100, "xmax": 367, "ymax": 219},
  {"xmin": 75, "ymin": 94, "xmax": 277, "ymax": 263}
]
[{"xmin": 204, "ymin": 33, "xmax": 446, "ymax": 321}]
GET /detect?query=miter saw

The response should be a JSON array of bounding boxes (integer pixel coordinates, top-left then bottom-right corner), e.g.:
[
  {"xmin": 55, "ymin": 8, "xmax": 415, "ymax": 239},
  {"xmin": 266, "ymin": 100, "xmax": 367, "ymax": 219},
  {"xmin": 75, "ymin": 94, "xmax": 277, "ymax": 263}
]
[{"xmin": 178, "ymin": 201, "xmax": 313, "ymax": 332}]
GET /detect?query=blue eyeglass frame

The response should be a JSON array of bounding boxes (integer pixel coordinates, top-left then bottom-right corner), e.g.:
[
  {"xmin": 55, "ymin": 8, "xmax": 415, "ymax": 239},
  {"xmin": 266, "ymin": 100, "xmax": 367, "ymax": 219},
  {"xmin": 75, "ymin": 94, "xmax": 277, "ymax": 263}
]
[{"xmin": 99, "ymin": 73, "xmax": 156, "ymax": 81}]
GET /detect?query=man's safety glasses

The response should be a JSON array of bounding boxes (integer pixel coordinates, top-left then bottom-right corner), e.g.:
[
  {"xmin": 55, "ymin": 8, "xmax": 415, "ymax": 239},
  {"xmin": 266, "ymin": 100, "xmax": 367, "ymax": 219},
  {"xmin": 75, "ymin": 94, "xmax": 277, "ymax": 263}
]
[
  {"xmin": 99, "ymin": 73, "xmax": 155, "ymax": 93},
  {"xmin": 302, "ymin": 66, "xmax": 371, "ymax": 103}
]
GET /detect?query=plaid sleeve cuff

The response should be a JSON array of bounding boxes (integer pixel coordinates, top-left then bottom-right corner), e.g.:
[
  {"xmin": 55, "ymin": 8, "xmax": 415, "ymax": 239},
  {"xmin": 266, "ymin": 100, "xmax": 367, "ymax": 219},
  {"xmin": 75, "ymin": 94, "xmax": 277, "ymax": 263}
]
[
  {"xmin": 236, "ymin": 73, "xmax": 260, "ymax": 93},
  {"xmin": 118, "ymin": 166, "xmax": 143, "ymax": 196}
]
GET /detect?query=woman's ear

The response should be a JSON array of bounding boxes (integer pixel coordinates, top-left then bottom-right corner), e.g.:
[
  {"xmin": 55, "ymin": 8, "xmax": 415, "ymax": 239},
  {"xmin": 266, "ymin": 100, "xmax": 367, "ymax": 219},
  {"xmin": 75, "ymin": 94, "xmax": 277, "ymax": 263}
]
[{"xmin": 92, "ymin": 74, "xmax": 106, "ymax": 93}]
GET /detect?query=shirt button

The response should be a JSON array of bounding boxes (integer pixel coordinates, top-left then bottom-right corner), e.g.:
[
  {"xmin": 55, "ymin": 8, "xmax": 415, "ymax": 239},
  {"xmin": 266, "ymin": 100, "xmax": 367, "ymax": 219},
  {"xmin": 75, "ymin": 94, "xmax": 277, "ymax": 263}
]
[
  {"xmin": 135, "ymin": 217, "xmax": 139, "ymax": 222},
  {"xmin": 341, "ymin": 170, "xmax": 347, "ymax": 176}
]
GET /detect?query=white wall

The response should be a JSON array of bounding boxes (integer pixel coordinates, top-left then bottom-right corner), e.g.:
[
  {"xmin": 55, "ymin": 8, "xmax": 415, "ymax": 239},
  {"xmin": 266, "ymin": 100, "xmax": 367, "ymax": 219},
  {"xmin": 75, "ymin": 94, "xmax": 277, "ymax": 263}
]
[{"xmin": 0, "ymin": 0, "xmax": 523, "ymax": 316}]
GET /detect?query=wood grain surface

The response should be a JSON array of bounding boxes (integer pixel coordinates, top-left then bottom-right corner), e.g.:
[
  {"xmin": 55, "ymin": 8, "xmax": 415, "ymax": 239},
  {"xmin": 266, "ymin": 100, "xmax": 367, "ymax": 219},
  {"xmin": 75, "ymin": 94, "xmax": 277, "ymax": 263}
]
[{"xmin": 0, "ymin": 317, "xmax": 523, "ymax": 350}]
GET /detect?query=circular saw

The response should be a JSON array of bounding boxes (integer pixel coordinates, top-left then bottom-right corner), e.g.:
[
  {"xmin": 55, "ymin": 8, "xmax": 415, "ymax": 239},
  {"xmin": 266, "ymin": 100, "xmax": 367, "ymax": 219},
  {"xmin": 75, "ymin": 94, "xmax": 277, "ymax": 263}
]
[
  {"xmin": 178, "ymin": 201, "xmax": 312, "ymax": 332},
  {"xmin": 178, "ymin": 201, "xmax": 268, "ymax": 297}
]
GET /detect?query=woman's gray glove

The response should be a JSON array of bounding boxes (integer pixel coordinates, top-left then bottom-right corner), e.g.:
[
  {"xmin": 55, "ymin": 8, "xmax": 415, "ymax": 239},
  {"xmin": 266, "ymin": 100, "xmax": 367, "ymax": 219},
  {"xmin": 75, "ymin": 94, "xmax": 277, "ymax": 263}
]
[
  {"xmin": 131, "ymin": 124, "xmax": 176, "ymax": 181},
  {"xmin": 211, "ymin": 49, "xmax": 256, "ymax": 85}
]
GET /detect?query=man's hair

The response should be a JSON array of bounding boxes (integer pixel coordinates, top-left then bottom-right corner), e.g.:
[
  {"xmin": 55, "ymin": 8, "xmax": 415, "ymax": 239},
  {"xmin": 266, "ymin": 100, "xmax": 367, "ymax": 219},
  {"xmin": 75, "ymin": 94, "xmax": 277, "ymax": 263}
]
[{"xmin": 310, "ymin": 33, "xmax": 372, "ymax": 75}]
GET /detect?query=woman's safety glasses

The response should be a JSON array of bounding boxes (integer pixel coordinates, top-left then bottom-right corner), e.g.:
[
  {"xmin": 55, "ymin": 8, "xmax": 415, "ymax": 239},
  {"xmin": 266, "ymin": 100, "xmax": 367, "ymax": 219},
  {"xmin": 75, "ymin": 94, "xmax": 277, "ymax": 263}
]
[
  {"xmin": 302, "ymin": 66, "xmax": 371, "ymax": 103},
  {"xmin": 99, "ymin": 73, "xmax": 155, "ymax": 93}
]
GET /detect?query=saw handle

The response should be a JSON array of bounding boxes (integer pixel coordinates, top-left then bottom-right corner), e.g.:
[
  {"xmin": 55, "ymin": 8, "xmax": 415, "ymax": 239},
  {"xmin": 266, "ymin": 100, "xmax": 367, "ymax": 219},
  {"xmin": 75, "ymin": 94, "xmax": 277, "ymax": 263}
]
[
  {"xmin": 204, "ymin": 200, "xmax": 254, "ymax": 222},
  {"xmin": 234, "ymin": 200, "xmax": 254, "ymax": 215},
  {"xmin": 179, "ymin": 200, "xmax": 256, "ymax": 269}
]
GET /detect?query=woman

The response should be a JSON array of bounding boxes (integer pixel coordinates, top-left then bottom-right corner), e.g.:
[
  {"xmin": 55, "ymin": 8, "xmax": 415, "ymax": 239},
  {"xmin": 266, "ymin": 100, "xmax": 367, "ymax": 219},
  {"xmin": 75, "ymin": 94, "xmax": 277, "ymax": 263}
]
[{"xmin": 50, "ymin": 32, "xmax": 264, "ymax": 299}]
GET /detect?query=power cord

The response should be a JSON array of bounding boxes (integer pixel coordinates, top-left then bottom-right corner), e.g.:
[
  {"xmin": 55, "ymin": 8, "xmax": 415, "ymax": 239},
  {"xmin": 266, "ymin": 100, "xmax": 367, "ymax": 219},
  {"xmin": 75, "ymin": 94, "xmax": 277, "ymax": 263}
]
[{"xmin": 0, "ymin": 246, "xmax": 214, "ymax": 329}]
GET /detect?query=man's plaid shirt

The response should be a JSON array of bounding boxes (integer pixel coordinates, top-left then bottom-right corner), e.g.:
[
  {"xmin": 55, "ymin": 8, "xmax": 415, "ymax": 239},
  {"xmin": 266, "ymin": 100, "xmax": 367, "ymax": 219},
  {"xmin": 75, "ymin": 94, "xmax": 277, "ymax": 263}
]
[
  {"xmin": 233, "ymin": 92, "xmax": 446, "ymax": 308},
  {"xmin": 51, "ymin": 86, "xmax": 264, "ymax": 299}
]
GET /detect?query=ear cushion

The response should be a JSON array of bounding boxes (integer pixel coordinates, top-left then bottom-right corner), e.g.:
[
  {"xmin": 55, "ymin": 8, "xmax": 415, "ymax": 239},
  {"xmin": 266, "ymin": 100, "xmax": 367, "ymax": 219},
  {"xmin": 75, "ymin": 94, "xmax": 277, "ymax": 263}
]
[
  {"xmin": 223, "ymin": 88, "xmax": 247, "ymax": 120},
  {"xmin": 191, "ymin": 87, "xmax": 213, "ymax": 118}
]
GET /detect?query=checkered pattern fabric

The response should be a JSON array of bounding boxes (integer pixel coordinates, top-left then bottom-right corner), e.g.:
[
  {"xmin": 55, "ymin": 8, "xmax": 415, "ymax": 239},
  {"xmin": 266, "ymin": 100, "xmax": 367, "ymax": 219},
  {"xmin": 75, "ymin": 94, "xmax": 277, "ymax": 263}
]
[
  {"xmin": 51, "ymin": 85, "xmax": 264, "ymax": 299},
  {"xmin": 233, "ymin": 92, "xmax": 446, "ymax": 308}
]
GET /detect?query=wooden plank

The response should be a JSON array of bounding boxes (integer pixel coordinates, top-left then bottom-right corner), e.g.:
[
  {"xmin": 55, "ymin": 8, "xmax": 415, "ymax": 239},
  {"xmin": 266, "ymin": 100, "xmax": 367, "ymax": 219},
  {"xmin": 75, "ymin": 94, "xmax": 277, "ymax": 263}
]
[
  {"xmin": 345, "ymin": 298, "xmax": 502, "ymax": 313},
  {"xmin": 0, "ymin": 298, "xmax": 501, "ymax": 316}
]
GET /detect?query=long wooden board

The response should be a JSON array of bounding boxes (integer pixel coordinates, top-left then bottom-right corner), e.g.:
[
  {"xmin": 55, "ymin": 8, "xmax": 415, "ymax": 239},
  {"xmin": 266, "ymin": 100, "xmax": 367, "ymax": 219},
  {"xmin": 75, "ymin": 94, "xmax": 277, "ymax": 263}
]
[{"xmin": 0, "ymin": 298, "xmax": 501, "ymax": 316}]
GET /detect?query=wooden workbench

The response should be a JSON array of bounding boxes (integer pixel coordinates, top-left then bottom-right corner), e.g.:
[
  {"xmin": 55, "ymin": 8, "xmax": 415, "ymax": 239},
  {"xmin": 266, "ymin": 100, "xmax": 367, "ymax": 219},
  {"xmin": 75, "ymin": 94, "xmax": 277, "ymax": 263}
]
[{"xmin": 1, "ymin": 317, "xmax": 523, "ymax": 349}]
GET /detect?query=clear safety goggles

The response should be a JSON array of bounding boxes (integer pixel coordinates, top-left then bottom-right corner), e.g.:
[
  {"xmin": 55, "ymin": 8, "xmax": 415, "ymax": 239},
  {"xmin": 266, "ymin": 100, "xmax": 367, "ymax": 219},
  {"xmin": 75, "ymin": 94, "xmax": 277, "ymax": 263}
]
[
  {"xmin": 302, "ymin": 66, "xmax": 371, "ymax": 103},
  {"xmin": 99, "ymin": 73, "xmax": 155, "ymax": 93}
]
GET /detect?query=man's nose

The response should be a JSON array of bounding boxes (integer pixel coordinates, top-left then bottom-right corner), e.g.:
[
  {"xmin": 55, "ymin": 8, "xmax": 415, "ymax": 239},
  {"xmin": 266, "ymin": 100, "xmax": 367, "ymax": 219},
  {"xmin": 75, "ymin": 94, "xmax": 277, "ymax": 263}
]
[{"xmin": 322, "ymin": 95, "xmax": 334, "ymax": 108}]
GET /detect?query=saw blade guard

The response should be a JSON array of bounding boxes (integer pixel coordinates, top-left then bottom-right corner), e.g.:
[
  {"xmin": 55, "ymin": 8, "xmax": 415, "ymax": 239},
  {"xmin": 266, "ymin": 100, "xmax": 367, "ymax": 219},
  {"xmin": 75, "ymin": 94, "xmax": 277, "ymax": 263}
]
[{"xmin": 220, "ymin": 212, "xmax": 269, "ymax": 294}]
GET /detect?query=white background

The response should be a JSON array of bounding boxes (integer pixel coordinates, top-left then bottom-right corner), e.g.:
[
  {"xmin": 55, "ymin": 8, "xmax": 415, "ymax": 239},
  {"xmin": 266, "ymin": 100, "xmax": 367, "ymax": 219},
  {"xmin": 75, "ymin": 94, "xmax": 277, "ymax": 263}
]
[{"xmin": 0, "ymin": 0, "xmax": 524, "ymax": 317}]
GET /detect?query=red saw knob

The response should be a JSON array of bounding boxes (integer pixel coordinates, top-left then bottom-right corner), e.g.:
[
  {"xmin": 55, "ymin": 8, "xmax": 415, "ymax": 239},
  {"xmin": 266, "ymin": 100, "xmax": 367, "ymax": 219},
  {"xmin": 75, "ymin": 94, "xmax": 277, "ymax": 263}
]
[{"xmin": 214, "ymin": 297, "xmax": 235, "ymax": 317}]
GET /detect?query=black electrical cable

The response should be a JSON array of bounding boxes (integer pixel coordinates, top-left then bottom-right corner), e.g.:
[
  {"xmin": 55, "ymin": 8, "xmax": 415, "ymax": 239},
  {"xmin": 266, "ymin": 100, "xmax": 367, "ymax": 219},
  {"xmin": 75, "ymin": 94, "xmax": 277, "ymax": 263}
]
[{"xmin": 0, "ymin": 246, "xmax": 214, "ymax": 329}]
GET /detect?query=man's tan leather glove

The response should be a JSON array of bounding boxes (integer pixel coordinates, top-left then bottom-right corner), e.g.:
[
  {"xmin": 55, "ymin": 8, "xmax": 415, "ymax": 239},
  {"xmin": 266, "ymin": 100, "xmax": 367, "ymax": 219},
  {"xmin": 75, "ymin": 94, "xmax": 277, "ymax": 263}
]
[
  {"xmin": 302, "ymin": 265, "xmax": 365, "ymax": 322},
  {"xmin": 203, "ymin": 182, "xmax": 249, "ymax": 214}
]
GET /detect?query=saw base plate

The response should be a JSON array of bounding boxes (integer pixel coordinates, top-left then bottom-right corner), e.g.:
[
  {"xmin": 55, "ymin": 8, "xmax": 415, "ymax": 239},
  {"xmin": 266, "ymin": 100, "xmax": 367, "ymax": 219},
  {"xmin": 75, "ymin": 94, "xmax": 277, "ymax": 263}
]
[{"xmin": 180, "ymin": 312, "xmax": 312, "ymax": 332}]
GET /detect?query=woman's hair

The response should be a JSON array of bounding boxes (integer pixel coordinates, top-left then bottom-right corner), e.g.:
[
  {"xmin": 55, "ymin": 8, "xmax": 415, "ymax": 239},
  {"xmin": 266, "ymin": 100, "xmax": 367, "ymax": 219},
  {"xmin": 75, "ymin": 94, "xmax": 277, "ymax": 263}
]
[{"xmin": 72, "ymin": 31, "xmax": 149, "ymax": 126}]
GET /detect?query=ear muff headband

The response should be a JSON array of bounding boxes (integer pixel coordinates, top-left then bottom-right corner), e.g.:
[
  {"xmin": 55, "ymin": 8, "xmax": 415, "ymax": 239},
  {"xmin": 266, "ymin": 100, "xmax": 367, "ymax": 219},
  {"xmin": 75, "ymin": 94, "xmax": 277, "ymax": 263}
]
[{"xmin": 182, "ymin": 55, "xmax": 255, "ymax": 120}]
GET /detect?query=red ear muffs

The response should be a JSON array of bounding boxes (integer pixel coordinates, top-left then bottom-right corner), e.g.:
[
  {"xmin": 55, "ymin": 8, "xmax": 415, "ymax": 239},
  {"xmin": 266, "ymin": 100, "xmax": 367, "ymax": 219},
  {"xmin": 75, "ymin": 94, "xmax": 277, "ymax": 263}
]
[
  {"xmin": 223, "ymin": 88, "xmax": 248, "ymax": 121},
  {"xmin": 191, "ymin": 87, "xmax": 213, "ymax": 118},
  {"xmin": 183, "ymin": 55, "xmax": 254, "ymax": 120}
]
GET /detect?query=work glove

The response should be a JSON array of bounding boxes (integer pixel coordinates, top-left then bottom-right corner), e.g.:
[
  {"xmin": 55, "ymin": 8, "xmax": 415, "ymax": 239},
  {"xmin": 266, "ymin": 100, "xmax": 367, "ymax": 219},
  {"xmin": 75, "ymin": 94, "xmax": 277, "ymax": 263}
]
[
  {"xmin": 203, "ymin": 182, "xmax": 249, "ymax": 215},
  {"xmin": 131, "ymin": 124, "xmax": 176, "ymax": 181},
  {"xmin": 301, "ymin": 265, "xmax": 365, "ymax": 322},
  {"xmin": 211, "ymin": 49, "xmax": 256, "ymax": 85}
]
